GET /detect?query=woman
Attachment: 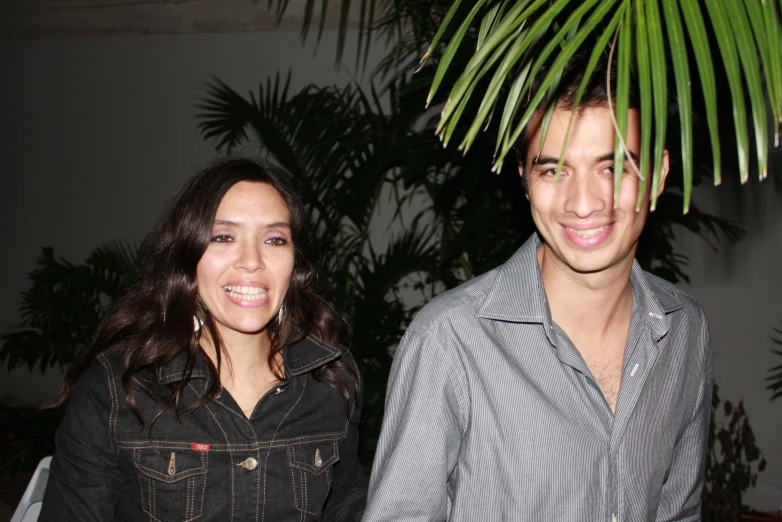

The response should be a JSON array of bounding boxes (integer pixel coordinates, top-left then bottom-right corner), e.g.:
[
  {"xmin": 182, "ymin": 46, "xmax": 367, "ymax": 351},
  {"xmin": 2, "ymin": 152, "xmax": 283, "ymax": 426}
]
[{"xmin": 39, "ymin": 158, "xmax": 366, "ymax": 521}]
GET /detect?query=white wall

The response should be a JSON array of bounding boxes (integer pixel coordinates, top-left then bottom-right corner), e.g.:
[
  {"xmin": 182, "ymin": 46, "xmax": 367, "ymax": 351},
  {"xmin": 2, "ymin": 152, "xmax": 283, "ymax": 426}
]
[
  {"xmin": 675, "ymin": 176, "xmax": 782, "ymax": 512},
  {"xmin": 1, "ymin": 30, "xmax": 780, "ymax": 512}
]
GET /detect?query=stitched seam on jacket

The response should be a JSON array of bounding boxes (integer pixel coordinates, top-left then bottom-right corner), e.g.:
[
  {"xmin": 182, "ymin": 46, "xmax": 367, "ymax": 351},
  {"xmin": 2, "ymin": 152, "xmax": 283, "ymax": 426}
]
[
  {"xmin": 261, "ymin": 377, "xmax": 306, "ymax": 522},
  {"xmin": 98, "ymin": 356, "xmax": 119, "ymax": 447},
  {"xmin": 194, "ymin": 385, "xmax": 235, "ymax": 522},
  {"xmin": 117, "ymin": 431, "xmax": 347, "ymax": 450}
]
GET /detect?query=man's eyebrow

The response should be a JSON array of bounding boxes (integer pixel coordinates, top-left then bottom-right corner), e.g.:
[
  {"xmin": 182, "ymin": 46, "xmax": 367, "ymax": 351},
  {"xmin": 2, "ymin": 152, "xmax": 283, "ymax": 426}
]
[
  {"xmin": 532, "ymin": 151, "xmax": 642, "ymax": 166},
  {"xmin": 531, "ymin": 155, "xmax": 562, "ymax": 166},
  {"xmin": 595, "ymin": 151, "xmax": 640, "ymax": 164}
]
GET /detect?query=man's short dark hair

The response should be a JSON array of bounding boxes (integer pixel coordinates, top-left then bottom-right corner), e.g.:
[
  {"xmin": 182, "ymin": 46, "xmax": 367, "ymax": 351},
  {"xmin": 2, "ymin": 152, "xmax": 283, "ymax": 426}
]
[{"xmin": 513, "ymin": 46, "xmax": 640, "ymax": 170}]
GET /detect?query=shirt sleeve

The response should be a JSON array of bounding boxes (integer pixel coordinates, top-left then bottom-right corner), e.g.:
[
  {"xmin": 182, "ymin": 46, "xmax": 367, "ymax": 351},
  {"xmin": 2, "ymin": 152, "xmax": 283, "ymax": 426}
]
[
  {"xmin": 39, "ymin": 358, "xmax": 125, "ymax": 522},
  {"xmin": 655, "ymin": 308, "xmax": 713, "ymax": 521},
  {"xmin": 363, "ymin": 327, "xmax": 468, "ymax": 522},
  {"xmin": 322, "ymin": 352, "xmax": 368, "ymax": 522}
]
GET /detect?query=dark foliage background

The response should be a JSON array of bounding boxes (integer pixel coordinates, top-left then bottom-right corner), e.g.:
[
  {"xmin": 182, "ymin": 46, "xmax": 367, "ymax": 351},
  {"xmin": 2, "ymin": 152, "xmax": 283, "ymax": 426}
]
[{"xmin": 0, "ymin": 0, "xmax": 770, "ymax": 517}]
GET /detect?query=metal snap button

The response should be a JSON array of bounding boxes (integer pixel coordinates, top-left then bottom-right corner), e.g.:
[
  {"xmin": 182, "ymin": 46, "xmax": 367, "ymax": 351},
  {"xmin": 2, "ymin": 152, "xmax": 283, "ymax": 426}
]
[
  {"xmin": 238, "ymin": 457, "xmax": 258, "ymax": 471},
  {"xmin": 273, "ymin": 386, "xmax": 284, "ymax": 395},
  {"xmin": 314, "ymin": 449, "xmax": 323, "ymax": 468},
  {"xmin": 167, "ymin": 452, "xmax": 176, "ymax": 476}
]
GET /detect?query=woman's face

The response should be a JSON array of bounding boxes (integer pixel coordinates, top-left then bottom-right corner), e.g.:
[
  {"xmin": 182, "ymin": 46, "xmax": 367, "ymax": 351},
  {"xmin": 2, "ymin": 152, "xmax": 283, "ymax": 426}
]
[{"xmin": 196, "ymin": 181, "xmax": 295, "ymax": 346}]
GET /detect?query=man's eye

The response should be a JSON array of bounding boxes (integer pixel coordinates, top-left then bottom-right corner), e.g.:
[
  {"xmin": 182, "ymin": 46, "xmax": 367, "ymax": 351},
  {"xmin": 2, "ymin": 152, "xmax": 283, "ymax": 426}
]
[
  {"xmin": 601, "ymin": 165, "xmax": 626, "ymax": 177},
  {"xmin": 539, "ymin": 168, "xmax": 558, "ymax": 177},
  {"xmin": 266, "ymin": 236, "xmax": 289, "ymax": 246},
  {"xmin": 210, "ymin": 234, "xmax": 233, "ymax": 243}
]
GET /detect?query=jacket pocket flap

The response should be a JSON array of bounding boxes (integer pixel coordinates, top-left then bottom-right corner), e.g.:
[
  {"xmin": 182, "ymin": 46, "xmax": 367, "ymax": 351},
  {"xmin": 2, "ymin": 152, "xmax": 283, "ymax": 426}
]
[
  {"xmin": 134, "ymin": 449, "xmax": 207, "ymax": 483},
  {"xmin": 288, "ymin": 441, "xmax": 339, "ymax": 475}
]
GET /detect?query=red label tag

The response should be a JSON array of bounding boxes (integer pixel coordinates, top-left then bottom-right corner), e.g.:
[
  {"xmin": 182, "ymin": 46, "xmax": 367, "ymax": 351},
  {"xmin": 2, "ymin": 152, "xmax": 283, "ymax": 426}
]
[{"xmin": 191, "ymin": 443, "xmax": 211, "ymax": 452}]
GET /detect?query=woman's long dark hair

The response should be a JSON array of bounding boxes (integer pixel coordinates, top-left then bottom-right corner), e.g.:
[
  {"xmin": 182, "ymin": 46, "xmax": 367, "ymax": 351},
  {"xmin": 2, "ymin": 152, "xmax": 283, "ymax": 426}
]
[{"xmin": 55, "ymin": 157, "xmax": 357, "ymax": 424}]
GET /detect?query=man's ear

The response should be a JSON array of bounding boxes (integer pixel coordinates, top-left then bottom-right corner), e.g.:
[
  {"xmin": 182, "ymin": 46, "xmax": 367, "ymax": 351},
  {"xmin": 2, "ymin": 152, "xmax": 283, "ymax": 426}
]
[
  {"xmin": 654, "ymin": 150, "xmax": 670, "ymax": 198},
  {"xmin": 518, "ymin": 165, "xmax": 530, "ymax": 200}
]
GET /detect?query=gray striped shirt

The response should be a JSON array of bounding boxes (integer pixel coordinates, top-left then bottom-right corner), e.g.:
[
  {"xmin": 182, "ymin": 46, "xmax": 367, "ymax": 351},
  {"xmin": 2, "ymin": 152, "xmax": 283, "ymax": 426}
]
[{"xmin": 364, "ymin": 234, "xmax": 712, "ymax": 522}]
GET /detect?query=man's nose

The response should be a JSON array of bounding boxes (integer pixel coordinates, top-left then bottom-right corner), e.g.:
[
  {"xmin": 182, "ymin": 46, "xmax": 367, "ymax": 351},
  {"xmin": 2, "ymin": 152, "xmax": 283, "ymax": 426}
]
[{"xmin": 563, "ymin": 174, "xmax": 607, "ymax": 218}]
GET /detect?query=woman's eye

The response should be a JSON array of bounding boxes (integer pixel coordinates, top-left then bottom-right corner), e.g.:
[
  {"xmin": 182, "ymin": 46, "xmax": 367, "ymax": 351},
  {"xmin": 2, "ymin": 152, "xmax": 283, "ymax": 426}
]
[
  {"xmin": 266, "ymin": 236, "xmax": 289, "ymax": 246},
  {"xmin": 210, "ymin": 234, "xmax": 233, "ymax": 243}
]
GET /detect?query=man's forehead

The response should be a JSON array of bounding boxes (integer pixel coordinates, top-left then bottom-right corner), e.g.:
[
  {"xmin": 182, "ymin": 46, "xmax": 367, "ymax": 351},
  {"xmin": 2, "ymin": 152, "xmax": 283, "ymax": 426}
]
[{"xmin": 526, "ymin": 106, "xmax": 641, "ymax": 160}]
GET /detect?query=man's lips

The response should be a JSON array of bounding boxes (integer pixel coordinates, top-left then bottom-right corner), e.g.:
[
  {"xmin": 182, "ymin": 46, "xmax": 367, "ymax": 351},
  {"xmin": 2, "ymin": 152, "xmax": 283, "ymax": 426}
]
[
  {"xmin": 561, "ymin": 223, "xmax": 614, "ymax": 247},
  {"xmin": 563, "ymin": 224, "xmax": 611, "ymax": 238}
]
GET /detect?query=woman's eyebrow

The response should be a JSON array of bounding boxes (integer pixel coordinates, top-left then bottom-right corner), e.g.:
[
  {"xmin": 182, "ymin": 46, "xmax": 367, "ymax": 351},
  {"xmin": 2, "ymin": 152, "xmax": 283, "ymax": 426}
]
[
  {"xmin": 264, "ymin": 222, "xmax": 291, "ymax": 230},
  {"xmin": 213, "ymin": 220, "xmax": 291, "ymax": 229},
  {"xmin": 213, "ymin": 219, "xmax": 239, "ymax": 227}
]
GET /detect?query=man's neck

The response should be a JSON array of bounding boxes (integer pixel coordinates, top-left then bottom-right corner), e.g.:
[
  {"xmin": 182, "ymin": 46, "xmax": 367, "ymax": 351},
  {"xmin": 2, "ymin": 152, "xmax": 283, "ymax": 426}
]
[{"xmin": 538, "ymin": 245, "xmax": 634, "ymax": 337}]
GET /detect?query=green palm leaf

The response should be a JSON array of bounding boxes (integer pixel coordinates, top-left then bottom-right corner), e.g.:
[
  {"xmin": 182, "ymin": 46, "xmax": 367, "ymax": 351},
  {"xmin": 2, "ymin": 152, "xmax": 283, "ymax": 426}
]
[
  {"xmin": 612, "ymin": 3, "xmax": 632, "ymax": 207},
  {"xmin": 662, "ymin": 0, "xmax": 693, "ymax": 213},
  {"xmin": 261, "ymin": 0, "xmax": 780, "ymax": 206},
  {"xmin": 679, "ymin": 0, "xmax": 722, "ymax": 186},
  {"xmin": 645, "ymin": 0, "xmax": 667, "ymax": 211},
  {"xmin": 420, "ymin": 0, "xmax": 780, "ymax": 210}
]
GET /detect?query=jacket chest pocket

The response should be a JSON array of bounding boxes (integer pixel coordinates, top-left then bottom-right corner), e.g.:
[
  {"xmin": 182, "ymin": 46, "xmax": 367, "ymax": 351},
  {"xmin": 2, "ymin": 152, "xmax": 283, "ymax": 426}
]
[
  {"xmin": 288, "ymin": 441, "xmax": 340, "ymax": 520},
  {"xmin": 133, "ymin": 449, "xmax": 208, "ymax": 522}
]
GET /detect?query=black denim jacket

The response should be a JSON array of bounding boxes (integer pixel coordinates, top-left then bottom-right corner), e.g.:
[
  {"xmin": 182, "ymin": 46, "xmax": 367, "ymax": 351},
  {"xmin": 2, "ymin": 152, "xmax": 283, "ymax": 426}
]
[{"xmin": 39, "ymin": 335, "xmax": 366, "ymax": 521}]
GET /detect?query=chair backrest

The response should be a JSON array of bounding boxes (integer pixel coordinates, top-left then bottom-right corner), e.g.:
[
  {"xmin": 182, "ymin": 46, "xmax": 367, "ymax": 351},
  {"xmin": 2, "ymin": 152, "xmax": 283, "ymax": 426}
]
[{"xmin": 10, "ymin": 456, "xmax": 52, "ymax": 522}]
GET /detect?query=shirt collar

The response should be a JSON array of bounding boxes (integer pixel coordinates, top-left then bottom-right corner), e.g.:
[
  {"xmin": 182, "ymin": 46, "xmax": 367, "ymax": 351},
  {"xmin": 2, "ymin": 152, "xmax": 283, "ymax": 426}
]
[
  {"xmin": 477, "ymin": 233, "xmax": 683, "ymax": 340},
  {"xmin": 477, "ymin": 233, "xmax": 553, "ymax": 326},
  {"xmin": 629, "ymin": 262, "xmax": 684, "ymax": 340},
  {"xmin": 156, "ymin": 333, "xmax": 342, "ymax": 384}
]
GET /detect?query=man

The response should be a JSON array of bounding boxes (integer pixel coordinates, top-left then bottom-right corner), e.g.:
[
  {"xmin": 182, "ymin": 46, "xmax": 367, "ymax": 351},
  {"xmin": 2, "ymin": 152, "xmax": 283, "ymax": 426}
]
[{"xmin": 363, "ymin": 55, "xmax": 712, "ymax": 521}]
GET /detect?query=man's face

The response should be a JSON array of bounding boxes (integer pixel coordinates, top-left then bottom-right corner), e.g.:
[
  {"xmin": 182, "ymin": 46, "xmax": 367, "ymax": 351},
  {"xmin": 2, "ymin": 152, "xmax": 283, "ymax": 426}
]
[{"xmin": 521, "ymin": 106, "xmax": 668, "ymax": 277}]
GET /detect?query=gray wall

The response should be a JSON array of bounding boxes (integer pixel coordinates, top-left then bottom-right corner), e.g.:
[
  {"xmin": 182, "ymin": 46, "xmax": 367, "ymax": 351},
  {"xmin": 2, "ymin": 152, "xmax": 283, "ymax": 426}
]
[
  {"xmin": 676, "ymin": 177, "xmax": 782, "ymax": 510},
  {"xmin": 1, "ymin": 30, "xmax": 780, "ymax": 512}
]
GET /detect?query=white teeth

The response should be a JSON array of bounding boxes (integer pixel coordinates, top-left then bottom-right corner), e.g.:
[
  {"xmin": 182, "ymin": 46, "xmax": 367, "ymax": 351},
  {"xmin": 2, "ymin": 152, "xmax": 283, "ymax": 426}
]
[
  {"xmin": 223, "ymin": 286, "xmax": 268, "ymax": 300},
  {"xmin": 568, "ymin": 225, "xmax": 609, "ymax": 238}
]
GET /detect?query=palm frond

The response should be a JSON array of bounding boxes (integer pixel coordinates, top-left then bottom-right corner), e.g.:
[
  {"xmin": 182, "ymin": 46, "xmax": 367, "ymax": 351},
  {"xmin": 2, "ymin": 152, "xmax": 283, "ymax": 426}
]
[
  {"xmin": 1, "ymin": 242, "xmax": 142, "ymax": 373},
  {"xmin": 195, "ymin": 75, "xmax": 263, "ymax": 153},
  {"xmin": 768, "ymin": 324, "xmax": 782, "ymax": 401},
  {"xmin": 425, "ymin": 0, "xmax": 781, "ymax": 209},
  {"xmin": 261, "ymin": 0, "xmax": 412, "ymax": 69}
]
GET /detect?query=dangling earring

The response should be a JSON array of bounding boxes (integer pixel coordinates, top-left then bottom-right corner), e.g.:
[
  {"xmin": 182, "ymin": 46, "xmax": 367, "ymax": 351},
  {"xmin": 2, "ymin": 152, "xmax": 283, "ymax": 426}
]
[
  {"xmin": 277, "ymin": 302, "xmax": 286, "ymax": 323},
  {"xmin": 194, "ymin": 295, "xmax": 206, "ymax": 332}
]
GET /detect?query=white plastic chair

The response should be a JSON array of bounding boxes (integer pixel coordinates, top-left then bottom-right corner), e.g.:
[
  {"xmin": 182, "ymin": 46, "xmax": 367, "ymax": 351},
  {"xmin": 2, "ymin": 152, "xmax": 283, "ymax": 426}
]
[{"xmin": 10, "ymin": 456, "xmax": 52, "ymax": 522}]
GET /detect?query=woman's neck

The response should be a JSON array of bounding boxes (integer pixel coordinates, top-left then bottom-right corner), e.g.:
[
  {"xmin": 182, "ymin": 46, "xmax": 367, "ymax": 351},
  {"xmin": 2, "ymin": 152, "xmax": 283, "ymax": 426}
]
[{"xmin": 200, "ymin": 326, "xmax": 283, "ymax": 417}]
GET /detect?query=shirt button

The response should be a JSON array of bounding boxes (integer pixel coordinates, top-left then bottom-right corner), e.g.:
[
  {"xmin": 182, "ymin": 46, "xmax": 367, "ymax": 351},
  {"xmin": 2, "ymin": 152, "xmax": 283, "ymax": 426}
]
[{"xmin": 239, "ymin": 457, "xmax": 258, "ymax": 471}]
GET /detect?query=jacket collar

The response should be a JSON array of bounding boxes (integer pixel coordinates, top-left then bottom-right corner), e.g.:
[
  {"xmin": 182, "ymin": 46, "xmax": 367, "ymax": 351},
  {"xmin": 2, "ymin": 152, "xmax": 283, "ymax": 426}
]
[
  {"xmin": 477, "ymin": 233, "xmax": 683, "ymax": 340},
  {"xmin": 156, "ymin": 333, "xmax": 342, "ymax": 385}
]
